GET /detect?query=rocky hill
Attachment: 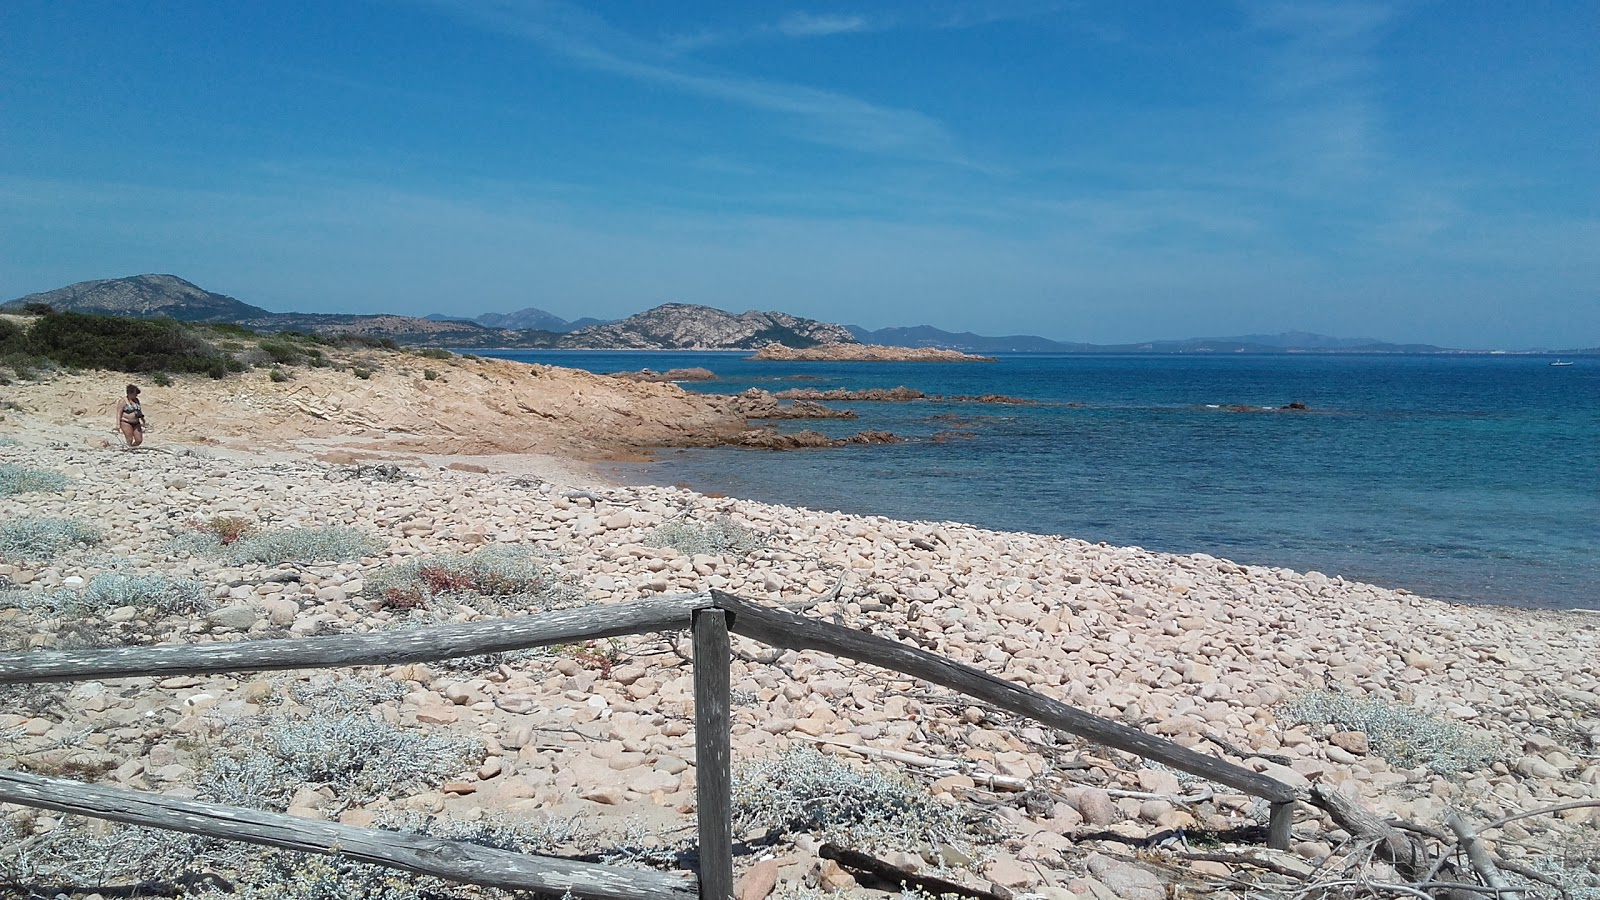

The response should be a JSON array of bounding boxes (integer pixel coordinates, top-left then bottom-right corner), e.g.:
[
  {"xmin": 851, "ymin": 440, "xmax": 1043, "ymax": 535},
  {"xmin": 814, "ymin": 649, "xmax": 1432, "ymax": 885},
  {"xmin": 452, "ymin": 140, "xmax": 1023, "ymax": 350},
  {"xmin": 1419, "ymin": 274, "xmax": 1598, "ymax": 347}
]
[
  {"xmin": 557, "ymin": 303, "xmax": 854, "ymax": 350},
  {"xmin": 3, "ymin": 274, "xmax": 273, "ymax": 323}
]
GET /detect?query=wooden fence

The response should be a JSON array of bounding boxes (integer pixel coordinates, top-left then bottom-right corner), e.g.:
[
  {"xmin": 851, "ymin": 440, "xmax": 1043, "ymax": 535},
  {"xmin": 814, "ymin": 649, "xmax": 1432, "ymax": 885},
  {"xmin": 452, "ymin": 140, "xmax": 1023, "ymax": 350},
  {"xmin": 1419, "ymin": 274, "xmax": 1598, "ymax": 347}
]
[{"xmin": 0, "ymin": 590, "xmax": 1299, "ymax": 900}]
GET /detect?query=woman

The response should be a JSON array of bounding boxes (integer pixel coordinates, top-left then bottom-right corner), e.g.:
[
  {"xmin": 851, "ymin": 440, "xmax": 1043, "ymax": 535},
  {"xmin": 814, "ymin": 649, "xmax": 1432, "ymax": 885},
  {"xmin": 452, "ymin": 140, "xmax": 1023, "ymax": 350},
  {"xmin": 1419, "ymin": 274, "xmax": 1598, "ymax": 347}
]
[{"xmin": 114, "ymin": 383, "xmax": 146, "ymax": 448}]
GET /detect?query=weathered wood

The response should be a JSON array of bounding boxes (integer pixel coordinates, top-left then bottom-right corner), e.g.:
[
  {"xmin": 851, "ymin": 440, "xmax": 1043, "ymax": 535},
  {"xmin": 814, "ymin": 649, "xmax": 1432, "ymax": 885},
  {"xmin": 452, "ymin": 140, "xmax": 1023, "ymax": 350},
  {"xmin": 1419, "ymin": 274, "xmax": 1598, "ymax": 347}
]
[
  {"xmin": 819, "ymin": 843, "xmax": 1008, "ymax": 900},
  {"xmin": 0, "ymin": 594, "xmax": 711, "ymax": 684},
  {"xmin": 1267, "ymin": 800, "xmax": 1294, "ymax": 851},
  {"xmin": 693, "ymin": 608, "xmax": 734, "ymax": 900},
  {"xmin": 0, "ymin": 769, "xmax": 697, "ymax": 900},
  {"xmin": 712, "ymin": 591, "xmax": 1299, "ymax": 809},
  {"xmin": 1309, "ymin": 784, "xmax": 1431, "ymax": 880},
  {"xmin": 1445, "ymin": 812, "xmax": 1521, "ymax": 900}
]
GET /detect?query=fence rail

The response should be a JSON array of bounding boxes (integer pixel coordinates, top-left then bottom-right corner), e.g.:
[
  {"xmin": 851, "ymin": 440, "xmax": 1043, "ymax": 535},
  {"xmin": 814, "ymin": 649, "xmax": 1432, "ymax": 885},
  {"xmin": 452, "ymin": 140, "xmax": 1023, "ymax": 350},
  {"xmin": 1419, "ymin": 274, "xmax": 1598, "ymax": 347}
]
[{"xmin": 0, "ymin": 590, "xmax": 1301, "ymax": 900}]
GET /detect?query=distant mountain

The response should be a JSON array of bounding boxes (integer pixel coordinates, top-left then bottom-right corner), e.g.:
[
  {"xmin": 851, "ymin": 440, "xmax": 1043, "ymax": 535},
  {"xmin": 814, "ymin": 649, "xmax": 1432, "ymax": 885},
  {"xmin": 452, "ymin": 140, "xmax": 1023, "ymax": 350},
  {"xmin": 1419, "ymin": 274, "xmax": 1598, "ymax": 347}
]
[
  {"xmin": 558, "ymin": 303, "xmax": 854, "ymax": 350},
  {"xmin": 847, "ymin": 324, "xmax": 1094, "ymax": 353},
  {"xmin": 848, "ymin": 324, "xmax": 1457, "ymax": 354},
  {"xmin": 2, "ymin": 274, "xmax": 272, "ymax": 323},
  {"xmin": 426, "ymin": 307, "xmax": 616, "ymax": 333}
]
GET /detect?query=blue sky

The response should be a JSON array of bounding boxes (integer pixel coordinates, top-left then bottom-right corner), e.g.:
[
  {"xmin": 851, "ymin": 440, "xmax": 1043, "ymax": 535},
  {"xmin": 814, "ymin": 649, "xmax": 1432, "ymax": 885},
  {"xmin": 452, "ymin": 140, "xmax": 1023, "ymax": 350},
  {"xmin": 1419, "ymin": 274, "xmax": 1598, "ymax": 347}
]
[{"xmin": 3, "ymin": 1, "xmax": 1596, "ymax": 348}]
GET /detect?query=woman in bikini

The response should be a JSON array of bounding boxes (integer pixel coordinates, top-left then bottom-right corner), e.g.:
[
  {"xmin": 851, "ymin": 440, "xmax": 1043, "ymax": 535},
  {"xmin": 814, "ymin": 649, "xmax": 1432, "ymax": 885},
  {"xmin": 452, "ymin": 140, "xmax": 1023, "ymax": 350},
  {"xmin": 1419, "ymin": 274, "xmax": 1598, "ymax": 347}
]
[{"xmin": 114, "ymin": 383, "xmax": 146, "ymax": 448}]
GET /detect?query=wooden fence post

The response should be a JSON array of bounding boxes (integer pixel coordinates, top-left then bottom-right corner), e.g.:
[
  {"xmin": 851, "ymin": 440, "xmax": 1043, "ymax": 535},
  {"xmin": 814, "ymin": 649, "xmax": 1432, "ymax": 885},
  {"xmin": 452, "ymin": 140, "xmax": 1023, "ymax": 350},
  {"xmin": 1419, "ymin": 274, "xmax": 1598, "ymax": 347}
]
[{"xmin": 693, "ymin": 608, "xmax": 734, "ymax": 900}]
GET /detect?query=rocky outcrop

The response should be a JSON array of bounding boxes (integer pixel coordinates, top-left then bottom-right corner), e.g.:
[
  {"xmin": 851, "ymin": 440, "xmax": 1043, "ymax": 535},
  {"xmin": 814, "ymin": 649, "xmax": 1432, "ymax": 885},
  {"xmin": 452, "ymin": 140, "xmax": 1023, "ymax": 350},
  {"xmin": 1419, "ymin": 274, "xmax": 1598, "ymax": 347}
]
[
  {"xmin": 607, "ymin": 367, "xmax": 718, "ymax": 383},
  {"xmin": 749, "ymin": 343, "xmax": 995, "ymax": 362},
  {"xmin": 774, "ymin": 386, "xmax": 1036, "ymax": 404},
  {"xmin": 3, "ymin": 274, "xmax": 273, "ymax": 322},
  {"xmin": 559, "ymin": 304, "xmax": 854, "ymax": 350},
  {"xmin": 731, "ymin": 389, "xmax": 857, "ymax": 420}
]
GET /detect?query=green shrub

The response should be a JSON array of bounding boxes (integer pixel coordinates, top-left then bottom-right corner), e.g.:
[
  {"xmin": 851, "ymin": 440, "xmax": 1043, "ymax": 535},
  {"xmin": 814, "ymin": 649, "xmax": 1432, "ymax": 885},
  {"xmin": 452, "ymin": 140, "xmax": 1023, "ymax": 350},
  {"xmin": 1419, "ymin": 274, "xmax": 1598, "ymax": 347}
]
[
  {"xmin": 0, "ymin": 517, "xmax": 102, "ymax": 561},
  {"xmin": 646, "ymin": 515, "xmax": 766, "ymax": 556},
  {"xmin": 0, "ymin": 464, "xmax": 70, "ymax": 495},
  {"xmin": 733, "ymin": 746, "xmax": 982, "ymax": 853},
  {"xmin": 151, "ymin": 371, "xmax": 173, "ymax": 387},
  {"xmin": 353, "ymin": 366, "xmax": 372, "ymax": 380},
  {"xmin": 257, "ymin": 339, "xmax": 303, "ymax": 365},
  {"xmin": 1280, "ymin": 689, "xmax": 1500, "ymax": 775},
  {"xmin": 417, "ymin": 348, "xmax": 451, "ymax": 359},
  {"xmin": 423, "ymin": 369, "xmax": 439, "ymax": 381},
  {"xmin": 269, "ymin": 368, "xmax": 287, "ymax": 382},
  {"xmin": 25, "ymin": 312, "xmax": 229, "ymax": 376}
]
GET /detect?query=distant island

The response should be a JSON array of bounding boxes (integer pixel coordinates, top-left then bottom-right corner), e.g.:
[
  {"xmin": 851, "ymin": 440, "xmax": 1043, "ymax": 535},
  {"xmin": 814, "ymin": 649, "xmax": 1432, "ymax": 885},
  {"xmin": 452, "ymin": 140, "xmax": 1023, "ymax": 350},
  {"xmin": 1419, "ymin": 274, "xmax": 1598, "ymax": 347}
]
[{"xmin": 5, "ymin": 274, "xmax": 1596, "ymax": 356}]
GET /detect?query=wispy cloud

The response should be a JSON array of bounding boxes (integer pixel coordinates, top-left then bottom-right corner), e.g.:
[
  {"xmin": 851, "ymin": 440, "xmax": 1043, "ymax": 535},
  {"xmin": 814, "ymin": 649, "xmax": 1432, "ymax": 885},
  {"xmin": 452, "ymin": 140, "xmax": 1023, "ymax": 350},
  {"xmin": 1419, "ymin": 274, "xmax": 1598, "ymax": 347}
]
[
  {"xmin": 429, "ymin": 1, "xmax": 961, "ymax": 161},
  {"xmin": 1239, "ymin": 0, "xmax": 1395, "ymax": 184},
  {"xmin": 776, "ymin": 11, "xmax": 871, "ymax": 38}
]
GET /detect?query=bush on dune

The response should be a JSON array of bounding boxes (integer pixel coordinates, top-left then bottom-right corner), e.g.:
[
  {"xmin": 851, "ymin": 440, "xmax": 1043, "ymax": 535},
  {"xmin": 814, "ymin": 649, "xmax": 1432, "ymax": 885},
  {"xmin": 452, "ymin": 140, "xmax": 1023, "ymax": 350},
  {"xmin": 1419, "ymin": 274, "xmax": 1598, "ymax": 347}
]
[{"xmin": 26, "ymin": 311, "xmax": 231, "ymax": 377}]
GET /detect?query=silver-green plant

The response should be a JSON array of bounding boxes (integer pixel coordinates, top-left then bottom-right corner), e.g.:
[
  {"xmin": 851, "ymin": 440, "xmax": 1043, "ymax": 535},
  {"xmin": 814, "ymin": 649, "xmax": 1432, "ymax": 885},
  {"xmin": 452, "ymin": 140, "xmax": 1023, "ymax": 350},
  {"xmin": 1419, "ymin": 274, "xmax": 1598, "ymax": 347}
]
[
  {"xmin": 368, "ymin": 545, "xmax": 581, "ymax": 616},
  {"xmin": 216, "ymin": 525, "xmax": 383, "ymax": 565},
  {"xmin": 0, "ymin": 516, "xmax": 102, "ymax": 561},
  {"xmin": 26, "ymin": 573, "xmax": 209, "ymax": 619},
  {"xmin": 1280, "ymin": 689, "xmax": 1500, "ymax": 775},
  {"xmin": 645, "ymin": 514, "xmax": 765, "ymax": 556},
  {"xmin": 732, "ymin": 746, "xmax": 981, "ymax": 854},
  {"xmin": 0, "ymin": 463, "xmax": 70, "ymax": 495}
]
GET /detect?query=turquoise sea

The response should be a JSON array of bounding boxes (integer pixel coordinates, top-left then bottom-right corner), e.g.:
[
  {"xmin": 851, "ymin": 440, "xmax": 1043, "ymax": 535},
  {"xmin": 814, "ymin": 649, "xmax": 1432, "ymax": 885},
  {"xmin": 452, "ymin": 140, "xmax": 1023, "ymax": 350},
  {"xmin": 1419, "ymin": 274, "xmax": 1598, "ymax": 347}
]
[{"xmin": 484, "ymin": 350, "xmax": 1599, "ymax": 610}]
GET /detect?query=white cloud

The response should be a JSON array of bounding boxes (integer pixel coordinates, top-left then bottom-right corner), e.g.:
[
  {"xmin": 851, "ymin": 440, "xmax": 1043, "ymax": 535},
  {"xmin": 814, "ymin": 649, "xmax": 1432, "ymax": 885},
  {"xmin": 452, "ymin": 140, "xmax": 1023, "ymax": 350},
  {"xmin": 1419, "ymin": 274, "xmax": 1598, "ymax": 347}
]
[{"xmin": 776, "ymin": 12, "xmax": 870, "ymax": 37}]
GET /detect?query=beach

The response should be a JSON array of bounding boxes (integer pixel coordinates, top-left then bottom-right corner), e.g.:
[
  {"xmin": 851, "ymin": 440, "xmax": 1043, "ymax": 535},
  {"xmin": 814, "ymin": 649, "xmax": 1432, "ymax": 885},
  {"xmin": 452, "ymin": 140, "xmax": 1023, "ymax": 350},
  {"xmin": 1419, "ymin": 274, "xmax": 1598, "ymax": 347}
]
[{"xmin": 2, "ymin": 358, "xmax": 1597, "ymax": 897}]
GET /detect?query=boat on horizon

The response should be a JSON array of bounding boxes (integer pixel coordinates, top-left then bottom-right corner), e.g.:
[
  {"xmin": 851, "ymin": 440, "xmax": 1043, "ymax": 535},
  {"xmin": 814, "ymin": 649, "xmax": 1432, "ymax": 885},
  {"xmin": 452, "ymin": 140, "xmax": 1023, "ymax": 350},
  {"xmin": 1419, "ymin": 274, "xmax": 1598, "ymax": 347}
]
[{"xmin": 1549, "ymin": 359, "xmax": 1574, "ymax": 366}]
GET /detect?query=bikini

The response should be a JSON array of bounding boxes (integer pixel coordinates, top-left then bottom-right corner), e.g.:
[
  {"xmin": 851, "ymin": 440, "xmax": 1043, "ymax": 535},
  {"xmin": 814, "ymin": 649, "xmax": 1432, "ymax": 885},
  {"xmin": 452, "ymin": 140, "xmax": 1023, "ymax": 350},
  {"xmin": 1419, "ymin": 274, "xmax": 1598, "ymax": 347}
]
[{"xmin": 122, "ymin": 400, "xmax": 144, "ymax": 431}]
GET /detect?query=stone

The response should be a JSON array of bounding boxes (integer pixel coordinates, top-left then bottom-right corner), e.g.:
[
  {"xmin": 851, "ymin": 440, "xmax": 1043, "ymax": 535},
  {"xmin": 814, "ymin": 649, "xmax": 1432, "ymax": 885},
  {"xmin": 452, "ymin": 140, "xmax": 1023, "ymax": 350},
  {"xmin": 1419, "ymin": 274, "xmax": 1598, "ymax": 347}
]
[
  {"xmin": 1329, "ymin": 730, "xmax": 1369, "ymax": 755},
  {"xmin": 815, "ymin": 859, "xmax": 856, "ymax": 891},
  {"xmin": 206, "ymin": 604, "xmax": 261, "ymax": 631},
  {"xmin": 985, "ymin": 857, "xmax": 1038, "ymax": 889},
  {"xmin": 737, "ymin": 858, "xmax": 781, "ymax": 900},
  {"xmin": 1073, "ymin": 788, "xmax": 1119, "ymax": 826},
  {"xmin": 1085, "ymin": 853, "xmax": 1163, "ymax": 900}
]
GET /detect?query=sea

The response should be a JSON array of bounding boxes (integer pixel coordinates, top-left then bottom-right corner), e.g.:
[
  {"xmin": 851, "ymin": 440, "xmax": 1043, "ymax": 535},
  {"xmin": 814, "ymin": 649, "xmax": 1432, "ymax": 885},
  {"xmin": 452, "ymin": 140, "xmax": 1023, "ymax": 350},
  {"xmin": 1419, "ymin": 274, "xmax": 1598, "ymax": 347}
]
[{"xmin": 481, "ymin": 350, "xmax": 1599, "ymax": 611}]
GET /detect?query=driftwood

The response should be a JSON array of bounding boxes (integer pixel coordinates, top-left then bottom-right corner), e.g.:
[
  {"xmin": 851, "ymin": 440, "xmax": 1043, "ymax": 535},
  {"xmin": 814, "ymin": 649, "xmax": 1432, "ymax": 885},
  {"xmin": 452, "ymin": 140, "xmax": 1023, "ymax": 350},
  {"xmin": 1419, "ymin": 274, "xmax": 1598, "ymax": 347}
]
[
  {"xmin": 0, "ymin": 594, "xmax": 711, "ymax": 683},
  {"xmin": 1308, "ymin": 784, "xmax": 1432, "ymax": 880},
  {"xmin": 818, "ymin": 843, "xmax": 1009, "ymax": 900},
  {"xmin": 0, "ymin": 770, "xmax": 696, "ymax": 900},
  {"xmin": 1445, "ymin": 813, "xmax": 1521, "ymax": 900},
  {"xmin": 713, "ymin": 591, "xmax": 1300, "ymax": 850}
]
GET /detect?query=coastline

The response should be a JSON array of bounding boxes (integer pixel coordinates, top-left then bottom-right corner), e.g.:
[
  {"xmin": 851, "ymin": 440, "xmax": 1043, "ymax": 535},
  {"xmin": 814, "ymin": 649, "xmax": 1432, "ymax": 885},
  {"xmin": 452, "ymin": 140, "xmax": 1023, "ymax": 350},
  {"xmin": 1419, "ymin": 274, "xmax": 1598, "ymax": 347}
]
[{"xmin": 1, "ymin": 364, "xmax": 1597, "ymax": 894}]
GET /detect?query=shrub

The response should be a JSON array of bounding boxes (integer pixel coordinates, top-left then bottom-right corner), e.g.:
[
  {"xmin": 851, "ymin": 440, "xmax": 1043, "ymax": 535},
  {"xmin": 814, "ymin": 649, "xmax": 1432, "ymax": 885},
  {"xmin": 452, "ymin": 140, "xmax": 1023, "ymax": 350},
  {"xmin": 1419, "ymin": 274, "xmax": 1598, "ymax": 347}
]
[
  {"xmin": 26, "ymin": 311, "xmax": 229, "ymax": 376},
  {"xmin": 257, "ymin": 338, "xmax": 304, "ymax": 365},
  {"xmin": 646, "ymin": 515, "xmax": 766, "ymax": 556},
  {"xmin": 26, "ymin": 573, "xmax": 209, "ymax": 619},
  {"xmin": 733, "ymin": 746, "xmax": 981, "ymax": 853},
  {"xmin": 417, "ymin": 348, "xmax": 452, "ymax": 359},
  {"xmin": 0, "ymin": 517, "xmax": 102, "ymax": 561},
  {"xmin": 0, "ymin": 463, "xmax": 70, "ymax": 495},
  {"xmin": 191, "ymin": 525, "xmax": 383, "ymax": 565},
  {"xmin": 369, "ymin": 546, "xmax": 579, "ymax": 617},
  {"xmin": 353, "ymin": 366, "xmax": 372, "ymax": 379},
  {"xmin": 151, "ymin": 370, "xmax": 173, "ymax": 387},
  {"xmin": 1280, "ymin": 689, "xmax": 1500, "ymax": 775},
  {"xmin": 423, "ymin": 369, "xmax": 439, "ymax": 381},
  {"xmin": 269, "ymin": 367, "xmax": 287, "ymax": 382}
]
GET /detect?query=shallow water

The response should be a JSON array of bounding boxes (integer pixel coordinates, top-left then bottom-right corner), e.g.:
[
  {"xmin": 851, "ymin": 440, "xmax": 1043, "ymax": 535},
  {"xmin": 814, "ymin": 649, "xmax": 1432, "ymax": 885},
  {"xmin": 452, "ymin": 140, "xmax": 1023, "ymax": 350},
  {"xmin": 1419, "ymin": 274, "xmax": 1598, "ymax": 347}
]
[{"xmin": 485, "ymin": 350, "xmax": 1600, "ymax": 610}]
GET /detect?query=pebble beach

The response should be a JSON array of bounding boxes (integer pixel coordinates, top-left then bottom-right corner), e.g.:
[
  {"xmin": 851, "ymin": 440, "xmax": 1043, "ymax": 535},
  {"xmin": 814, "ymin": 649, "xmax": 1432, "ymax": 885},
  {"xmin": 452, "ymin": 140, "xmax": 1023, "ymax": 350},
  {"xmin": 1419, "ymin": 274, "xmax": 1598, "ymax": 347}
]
[{"xmin": 2, "ymin": 365, "xmax": 1598, "ymax": 897}]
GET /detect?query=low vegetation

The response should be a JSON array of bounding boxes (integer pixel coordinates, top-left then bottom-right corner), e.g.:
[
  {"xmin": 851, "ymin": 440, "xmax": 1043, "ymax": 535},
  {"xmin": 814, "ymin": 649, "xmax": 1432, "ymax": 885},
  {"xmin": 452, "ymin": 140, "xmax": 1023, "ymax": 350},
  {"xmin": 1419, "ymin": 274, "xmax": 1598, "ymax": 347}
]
[
  {"xmin": 732, "ymin": 746, "xmax": 986, "ymax": 856},
  {"xmin": 369, "ymin": 545, "xmax": 579, "ymax": 616},
  {"xmin": 1279, "ymin": 689, "xmax": 1500, "ymax": 775},
  {"xmin": 0, "ymin": 463, "xmax": 71, "ymax": 495},
  {"xmin": 645, "ymin": 514, "xmax": 766, "ymax": 556},
  {"xmin": 173, "ymin": 523, "xmax": 383, "ymax": 564},
  {"xmin": 23, "ymin": 573, "xmax": 209, "ymax": 620},
  {"xmin": 0, "ymin": 516, "xmax": 103, "ymax": 562}
]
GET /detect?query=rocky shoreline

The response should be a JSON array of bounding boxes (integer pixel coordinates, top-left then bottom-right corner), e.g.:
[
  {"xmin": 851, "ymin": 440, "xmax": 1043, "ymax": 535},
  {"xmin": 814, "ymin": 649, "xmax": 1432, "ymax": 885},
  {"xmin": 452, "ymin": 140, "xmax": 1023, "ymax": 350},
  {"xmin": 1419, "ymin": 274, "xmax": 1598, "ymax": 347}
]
[
  {"xmin": 0, "ymin": 364, "xmax": 1597, "ymax": 898},
  {"xmin": 749, "ymin": 343, "xmax": 997, "ymax": 363}
]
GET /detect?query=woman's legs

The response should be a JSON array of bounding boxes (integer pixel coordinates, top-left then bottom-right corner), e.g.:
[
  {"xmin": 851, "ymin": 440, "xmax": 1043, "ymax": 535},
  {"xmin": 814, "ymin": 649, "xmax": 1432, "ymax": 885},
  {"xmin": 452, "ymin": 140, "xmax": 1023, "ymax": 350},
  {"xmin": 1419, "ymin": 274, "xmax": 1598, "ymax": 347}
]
[{"xmin": 119, "ymin": 422, "xmax": 143, "ymax": 447}]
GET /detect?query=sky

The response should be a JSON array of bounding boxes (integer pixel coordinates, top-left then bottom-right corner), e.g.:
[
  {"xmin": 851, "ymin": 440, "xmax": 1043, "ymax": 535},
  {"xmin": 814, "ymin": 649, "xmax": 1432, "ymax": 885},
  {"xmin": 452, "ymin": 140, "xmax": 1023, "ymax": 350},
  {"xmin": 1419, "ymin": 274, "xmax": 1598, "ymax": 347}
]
[{"xmin": 2, "ymin": 1, "xmax": 1596, "ymax": 349}]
